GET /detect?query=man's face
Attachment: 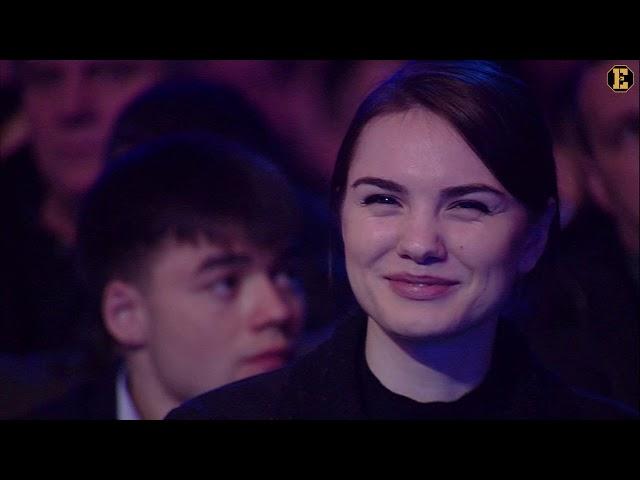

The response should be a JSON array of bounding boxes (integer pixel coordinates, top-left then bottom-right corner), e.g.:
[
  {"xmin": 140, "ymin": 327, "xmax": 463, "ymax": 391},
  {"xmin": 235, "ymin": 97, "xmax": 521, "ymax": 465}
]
[
  {"xmin": 136, "ymin": 236, "xmax": 305, "ymax": 404},
  {"xmin": 578, "ymin": 60, "xmax": 639, "ymax": 253},
  {"xmin": 21, "ymin": 60, "xmax": 164, "ymax": 199}
]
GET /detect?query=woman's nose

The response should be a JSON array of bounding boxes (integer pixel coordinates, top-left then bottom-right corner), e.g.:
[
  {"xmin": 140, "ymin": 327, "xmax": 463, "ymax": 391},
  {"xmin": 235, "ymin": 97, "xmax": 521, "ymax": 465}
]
[{"xmin": 396, "ymin": 213, "xmax": 447, "ymax": 264}]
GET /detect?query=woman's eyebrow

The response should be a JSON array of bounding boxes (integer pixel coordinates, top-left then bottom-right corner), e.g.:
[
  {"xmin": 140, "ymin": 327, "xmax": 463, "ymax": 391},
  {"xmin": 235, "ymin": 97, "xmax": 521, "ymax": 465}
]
[
  {"xmin": 351, "ymin": 178, "xmax": 505, "ymax": 200},
  {"xmin": 351, "ymin": 177, "xmax": 406, "ymax": 194},
  {"xmin": 440, "ymin": 184, "xmax": 506, "ymax": 199}
]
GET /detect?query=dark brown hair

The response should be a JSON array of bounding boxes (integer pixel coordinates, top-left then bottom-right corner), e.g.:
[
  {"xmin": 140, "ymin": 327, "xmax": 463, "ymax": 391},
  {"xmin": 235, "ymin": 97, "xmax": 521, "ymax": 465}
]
[
  {"xmin": 331, "ymin": 61, "xmax": 559, "ymax": 231},
  {"xmin": 328, "ymin": 61, "xmax": 560, "ymax": 318}
]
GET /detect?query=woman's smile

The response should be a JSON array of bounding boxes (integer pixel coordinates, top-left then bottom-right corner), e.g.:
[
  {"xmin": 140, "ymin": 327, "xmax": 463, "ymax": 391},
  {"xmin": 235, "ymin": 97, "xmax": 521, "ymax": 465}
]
[{"xmin": 384, "ymin": 273, "xmax": 460, "ymax": 301}]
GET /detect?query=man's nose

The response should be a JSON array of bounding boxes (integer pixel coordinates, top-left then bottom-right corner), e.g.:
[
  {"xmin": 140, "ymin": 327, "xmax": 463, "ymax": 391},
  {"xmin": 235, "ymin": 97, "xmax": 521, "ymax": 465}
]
[
  {"xmin": 396, "ymin": 211, "xmax": 447, "ymax": 265},
  {"xmin": 249, "ymin": 277, "xmax": 298, "ymax": 332}
]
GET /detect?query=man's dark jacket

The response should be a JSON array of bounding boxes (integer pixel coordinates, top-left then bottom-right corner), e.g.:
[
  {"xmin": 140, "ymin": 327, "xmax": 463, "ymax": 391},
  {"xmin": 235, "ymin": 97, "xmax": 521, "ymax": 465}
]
[{"xmin": 25, "ymin": 364, "xmax": 118, "ymax": 419}]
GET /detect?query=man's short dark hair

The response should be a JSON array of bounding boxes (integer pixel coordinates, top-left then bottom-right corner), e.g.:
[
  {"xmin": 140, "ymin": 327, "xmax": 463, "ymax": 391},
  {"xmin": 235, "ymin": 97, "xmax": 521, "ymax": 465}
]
[{"xmin": 77, "ymin": 133, "xmax": 300, "ymax": 309}]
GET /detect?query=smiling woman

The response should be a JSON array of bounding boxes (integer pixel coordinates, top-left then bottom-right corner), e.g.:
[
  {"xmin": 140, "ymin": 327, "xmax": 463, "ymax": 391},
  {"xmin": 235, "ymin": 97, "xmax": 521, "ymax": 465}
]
[
  {"xmin": 167, "ymin": 61, "xmax": 637, "ymax": 419},
  {"xmin": 342, "ymin": 110, "xmax": 536, "ymax": 348}
]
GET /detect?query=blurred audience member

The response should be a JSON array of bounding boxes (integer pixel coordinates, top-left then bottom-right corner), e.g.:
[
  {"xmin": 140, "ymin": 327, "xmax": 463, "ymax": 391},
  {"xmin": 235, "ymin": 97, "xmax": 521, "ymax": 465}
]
[
  {"xmin": 522, "ymin": 60, "xmax": 638, "ymax": 410},
  {"xmin": 0, "ymin": 61, "xmax": 26, "ymax": 162},
  {"xmin": 0, "ymin": 350, "xmax": 90, "ymax": 418},
  {"xmin": 0, "ymin": 60, "xmax": 171, "ymax": 418},
  {"xmin": 577, "ymin": 61, "xmax": 638, "ymax": 257},
  {"xmin": 28, "ymin": 134, "xmax": 304, "ymax": 419},
  {"xmin": 546, "ymin": 79, "xmax": 592, "ymax": 228},
  {"xmin": 0, "ymin": 61, "xmax": 168, "ymax": 356},
  {"xmin": 507, "ymin": 60, "xmax": 589, "ymax": 227},
  {"xmin": 193, "ymin": 60, "xmax": 405, "ymax": 189}
]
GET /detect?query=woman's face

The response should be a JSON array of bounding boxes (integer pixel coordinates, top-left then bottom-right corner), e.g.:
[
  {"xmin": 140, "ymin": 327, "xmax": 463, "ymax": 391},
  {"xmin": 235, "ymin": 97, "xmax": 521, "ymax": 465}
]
[{"xmin": 341, "ymin": 108, "xmax": 543, "ymax": 340}]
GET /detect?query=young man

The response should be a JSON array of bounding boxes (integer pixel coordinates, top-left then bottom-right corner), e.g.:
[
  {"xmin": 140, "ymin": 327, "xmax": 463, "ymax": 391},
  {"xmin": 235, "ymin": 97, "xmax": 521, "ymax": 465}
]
[{"xmin": 29, "ymin": 134, "xmax": 305, "ymax": 419}]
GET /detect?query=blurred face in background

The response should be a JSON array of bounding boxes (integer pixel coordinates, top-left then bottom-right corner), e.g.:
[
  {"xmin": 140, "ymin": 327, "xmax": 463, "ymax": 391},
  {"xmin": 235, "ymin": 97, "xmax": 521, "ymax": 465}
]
[
  {"xmin": 195, "ymin": 60, "xmax": 404, "ymax": 186},
  {"xmin": 578, "ymin": 60, "xmax": 639, "ymax": 254},
  {"xmin": 20, "ymin": 60, "xmax": 164, "ymax": 200}
]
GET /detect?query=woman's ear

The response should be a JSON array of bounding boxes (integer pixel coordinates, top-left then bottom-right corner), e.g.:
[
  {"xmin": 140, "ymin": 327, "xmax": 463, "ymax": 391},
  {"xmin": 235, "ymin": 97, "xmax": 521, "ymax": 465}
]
[
  {"xmin": 518, "ymin": 199, "xmax": 556, "ymax": 274},
  {"xmin": 102, "ymin": 280, "xmax": 150, "ymax": 349}
]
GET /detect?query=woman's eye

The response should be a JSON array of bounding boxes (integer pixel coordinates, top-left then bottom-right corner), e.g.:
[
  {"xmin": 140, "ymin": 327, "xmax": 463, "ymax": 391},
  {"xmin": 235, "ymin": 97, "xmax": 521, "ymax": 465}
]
[
  {"xmin": 449, "ymin": 200, "xmax": 491, "ymax": 215},
  {"xmin": 361, "ymin": 194, "xmax": 399, "ymax": 206}
]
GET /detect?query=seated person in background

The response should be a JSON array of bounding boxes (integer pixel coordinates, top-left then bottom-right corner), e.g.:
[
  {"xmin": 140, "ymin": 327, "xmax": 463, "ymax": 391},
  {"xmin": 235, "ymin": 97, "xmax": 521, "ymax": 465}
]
[
  {"xmin": 0, "ymin": 60, "xmax": 169, "ymax": 419},
  {"xmin": 28, "ymin": 134, "xmax": 305, "ymax": 419},
  {"xmin": 191, "ymin": 60, "xmax": 405, "ymax": 190},
  {"xmin": 0, "ymin": 60, "xmax": 168, "ymax": 356},
  {"xmin": 521, "ymin": 60, "xmax": 639, "ymax": 410}
]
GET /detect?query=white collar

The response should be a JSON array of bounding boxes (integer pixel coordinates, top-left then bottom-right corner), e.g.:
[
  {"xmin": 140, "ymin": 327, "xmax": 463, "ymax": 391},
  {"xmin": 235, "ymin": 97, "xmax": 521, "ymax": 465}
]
[{"xmin": 116, "ymin": 368, "xmax": 142, "ymax": 421}]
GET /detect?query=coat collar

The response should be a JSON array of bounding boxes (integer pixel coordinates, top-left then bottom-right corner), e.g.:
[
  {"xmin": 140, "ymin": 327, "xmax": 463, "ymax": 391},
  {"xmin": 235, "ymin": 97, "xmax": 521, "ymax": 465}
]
[
  {"xmin": 277, "ymin": 308, "xmax": 552, "ymax": 419},
  {"xmin": 279, "ymin": 307, "xmax": 369, "ymax": 419}
]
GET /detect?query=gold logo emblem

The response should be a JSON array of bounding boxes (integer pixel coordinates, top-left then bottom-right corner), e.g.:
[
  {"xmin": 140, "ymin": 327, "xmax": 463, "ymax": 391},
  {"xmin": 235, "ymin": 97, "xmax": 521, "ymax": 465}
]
[{"xmin": 607, "ymin": 65, "xmax": 634, "ymax": 93}]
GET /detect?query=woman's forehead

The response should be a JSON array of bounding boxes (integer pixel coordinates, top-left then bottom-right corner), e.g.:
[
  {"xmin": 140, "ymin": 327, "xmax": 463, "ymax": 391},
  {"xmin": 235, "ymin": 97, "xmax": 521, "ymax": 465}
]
[{"xmin": 348, "ymin": 109, "xmax": 504, "ymax": 190}]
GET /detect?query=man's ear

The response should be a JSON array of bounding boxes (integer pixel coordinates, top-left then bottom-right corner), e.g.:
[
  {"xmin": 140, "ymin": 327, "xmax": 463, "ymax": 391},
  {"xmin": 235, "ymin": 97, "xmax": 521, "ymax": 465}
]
[
  {"xmin": 518, "ymin": 199, "xmax": 556, "ymax": 274},
  {"xmin": 102, "ymin": 280, "xmax": 149, "ymax": 348}
]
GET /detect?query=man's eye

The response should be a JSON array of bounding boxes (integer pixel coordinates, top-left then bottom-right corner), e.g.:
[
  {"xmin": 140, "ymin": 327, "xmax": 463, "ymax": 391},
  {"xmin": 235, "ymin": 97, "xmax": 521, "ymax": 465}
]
[
  {"xmin": 272, "ymin": 268, "xmax": 302, "ymax": 291},
  {"xmin": 209, "ymin": 276, "xmax": 239, "ymax": 299},
  {"xmin": 619, "ymin": 116, "xmax": 639, "ymax": 144},
  {"xmin": 361, "ymin": 194, "xmax": 400, "ymax": 206}
]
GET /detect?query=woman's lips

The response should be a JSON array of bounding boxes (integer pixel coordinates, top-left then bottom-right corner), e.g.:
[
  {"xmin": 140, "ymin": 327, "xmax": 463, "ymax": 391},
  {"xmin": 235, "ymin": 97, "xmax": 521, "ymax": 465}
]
[{"xmin": 385, "ymin": 274, "xmax": 460, "ymax": 301}]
